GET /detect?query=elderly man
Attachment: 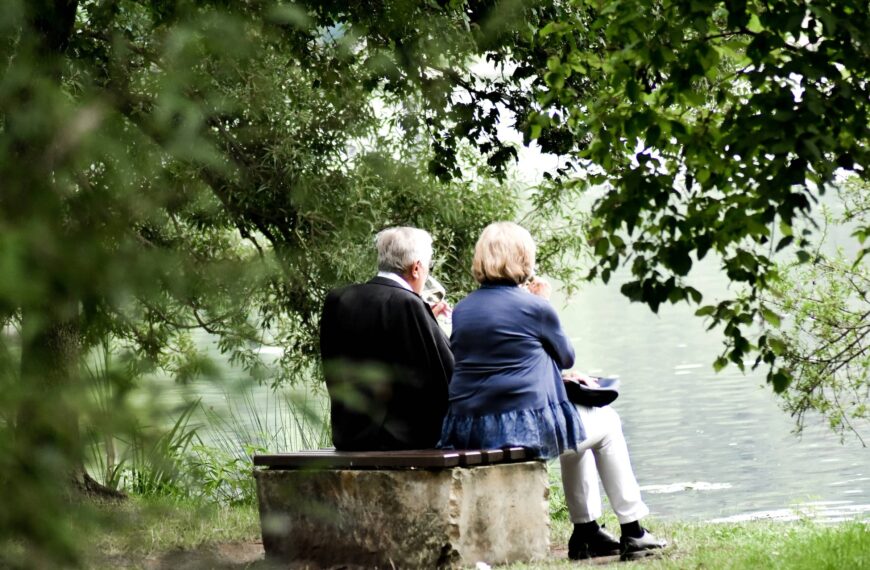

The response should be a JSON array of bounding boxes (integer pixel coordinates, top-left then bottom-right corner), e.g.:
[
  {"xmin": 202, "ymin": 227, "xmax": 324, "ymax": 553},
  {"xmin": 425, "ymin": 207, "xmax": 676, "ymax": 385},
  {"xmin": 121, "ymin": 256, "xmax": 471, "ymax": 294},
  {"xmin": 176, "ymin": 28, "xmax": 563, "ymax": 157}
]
[{"xmin": 319, "ymin": 227, "xmax": 453, "ymax": 451}]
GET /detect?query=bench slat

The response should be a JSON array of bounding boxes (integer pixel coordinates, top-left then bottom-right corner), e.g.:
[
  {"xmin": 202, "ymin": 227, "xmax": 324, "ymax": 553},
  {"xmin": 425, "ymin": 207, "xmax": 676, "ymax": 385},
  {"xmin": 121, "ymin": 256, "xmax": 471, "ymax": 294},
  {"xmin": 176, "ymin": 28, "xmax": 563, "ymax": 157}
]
[
  {"xmin": 253, "ymin": 447, "xmax": 529, "ymax": 470},
  {"xmin": 254, "ymin": 451, "xmax": 462, "ymax": 469},
  {"xmin": 504, "ymin": 447, "xmax": 528, "ymax": 461},
  {"xmin": 459, "ymin": 450, "xmax": 481, "ymax": 466},
  {"xmin": 479, "ymin": 449, "xmax": 505, "ymax": 464}
]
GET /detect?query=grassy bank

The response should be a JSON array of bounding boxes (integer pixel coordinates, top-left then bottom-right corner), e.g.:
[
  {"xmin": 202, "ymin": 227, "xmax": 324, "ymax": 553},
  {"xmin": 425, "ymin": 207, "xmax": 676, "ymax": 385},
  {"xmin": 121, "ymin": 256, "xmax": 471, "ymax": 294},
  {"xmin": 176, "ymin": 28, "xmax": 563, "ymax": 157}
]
[
  {"xmin": 541, "ymin": 517, "xmax": 869, "ymax": 569},
  {"xmin": 85, "ymin": 496, "xmax": 261, "ymax": 569},
  {"xmin": 84, "ymin": 497, "xmax": 868, "ymax": 569}
]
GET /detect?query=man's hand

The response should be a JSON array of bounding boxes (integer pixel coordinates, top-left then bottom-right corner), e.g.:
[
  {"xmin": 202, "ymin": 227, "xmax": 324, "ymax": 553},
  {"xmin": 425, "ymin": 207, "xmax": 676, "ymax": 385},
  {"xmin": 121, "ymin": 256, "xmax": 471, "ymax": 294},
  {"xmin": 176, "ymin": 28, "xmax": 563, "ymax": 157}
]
[{"xmin": 430, "ymin": 301, "xmax": 452, "ymax": 319}]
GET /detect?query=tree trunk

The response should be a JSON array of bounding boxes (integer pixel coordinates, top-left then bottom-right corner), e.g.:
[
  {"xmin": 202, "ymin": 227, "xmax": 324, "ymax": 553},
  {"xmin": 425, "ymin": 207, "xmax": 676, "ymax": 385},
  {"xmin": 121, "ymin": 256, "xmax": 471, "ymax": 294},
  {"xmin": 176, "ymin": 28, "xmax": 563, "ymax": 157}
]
[
  {"xmin": 18, "ymin": 304, "xmax": 82, "ymax": 475},
  {"xmin": 12, "ymin": 0, "xmax": 124, "ymax": 501}
]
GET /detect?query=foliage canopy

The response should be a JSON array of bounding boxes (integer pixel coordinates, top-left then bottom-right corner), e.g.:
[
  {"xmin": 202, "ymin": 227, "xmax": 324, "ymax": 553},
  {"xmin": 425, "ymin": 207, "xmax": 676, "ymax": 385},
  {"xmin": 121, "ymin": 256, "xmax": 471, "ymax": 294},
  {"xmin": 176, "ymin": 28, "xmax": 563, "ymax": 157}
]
[{"xmin": 2, "ymin": 0, "xmax": 869, "ymax": 564}]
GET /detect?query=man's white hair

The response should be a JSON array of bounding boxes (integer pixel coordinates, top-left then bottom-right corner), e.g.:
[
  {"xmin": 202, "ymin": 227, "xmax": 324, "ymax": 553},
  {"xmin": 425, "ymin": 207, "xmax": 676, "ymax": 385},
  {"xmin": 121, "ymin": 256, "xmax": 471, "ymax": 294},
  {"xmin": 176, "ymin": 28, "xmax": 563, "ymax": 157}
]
[{"xmin": 376, "ymin": 227, "xmax": 433, "ymax": 274}]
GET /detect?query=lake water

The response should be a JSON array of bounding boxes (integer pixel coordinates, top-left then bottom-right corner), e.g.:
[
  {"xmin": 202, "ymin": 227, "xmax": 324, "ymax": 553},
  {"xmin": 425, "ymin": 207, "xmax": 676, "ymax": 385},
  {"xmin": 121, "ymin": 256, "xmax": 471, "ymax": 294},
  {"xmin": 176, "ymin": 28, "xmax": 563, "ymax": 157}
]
[{"xmin": 552, "ymin": 256, "xmax": 869, "ymax": 524}]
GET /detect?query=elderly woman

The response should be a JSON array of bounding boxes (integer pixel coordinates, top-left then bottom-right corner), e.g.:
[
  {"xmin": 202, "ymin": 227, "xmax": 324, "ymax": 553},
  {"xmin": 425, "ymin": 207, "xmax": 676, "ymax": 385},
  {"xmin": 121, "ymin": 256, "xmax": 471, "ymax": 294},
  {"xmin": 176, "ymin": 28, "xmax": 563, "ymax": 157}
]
[{"xmin": 439, "ymin": 222, "xmax": 666, "ymax": 561}]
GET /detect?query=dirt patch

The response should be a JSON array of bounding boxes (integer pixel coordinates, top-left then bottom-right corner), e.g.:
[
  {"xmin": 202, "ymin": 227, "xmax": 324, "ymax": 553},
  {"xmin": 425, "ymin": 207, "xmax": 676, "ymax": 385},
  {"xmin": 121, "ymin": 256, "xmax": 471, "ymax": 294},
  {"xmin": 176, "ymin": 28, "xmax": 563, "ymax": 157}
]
[
  {"xmin": 123, "ymin": 541, "xmax": 626, "ymax": 569},
  {"xmin": 142, "ymin": 541, "xmax": 266, "ymax": 569},
  {"xmin": 549, "ymin": 545, "xmax": 621, "ymax": 566}
]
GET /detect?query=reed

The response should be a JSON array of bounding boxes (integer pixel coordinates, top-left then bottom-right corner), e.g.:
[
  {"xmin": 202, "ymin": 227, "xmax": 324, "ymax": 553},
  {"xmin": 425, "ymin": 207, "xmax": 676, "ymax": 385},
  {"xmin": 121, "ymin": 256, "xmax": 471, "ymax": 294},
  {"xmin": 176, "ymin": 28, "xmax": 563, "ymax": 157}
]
[
  {"xmin": 188, "ymin": 384, "xmax": 330, "ymax": 504},
  {"xmin": 81, "ymin": 334, "xmax": 331, "ymax": 503}
]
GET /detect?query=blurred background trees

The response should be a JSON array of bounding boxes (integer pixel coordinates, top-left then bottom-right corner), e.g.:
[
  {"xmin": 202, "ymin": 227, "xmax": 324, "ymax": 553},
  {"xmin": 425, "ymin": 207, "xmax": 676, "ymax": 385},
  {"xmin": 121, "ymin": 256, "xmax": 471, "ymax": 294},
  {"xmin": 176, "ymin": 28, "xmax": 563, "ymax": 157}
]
[
  {"xmin": 1, "ymin": 0, "xmax": 868, "ymax": 565},
  {"xmin": 1, "ymin": 1, "xmax": 514, "ymax": 563}
]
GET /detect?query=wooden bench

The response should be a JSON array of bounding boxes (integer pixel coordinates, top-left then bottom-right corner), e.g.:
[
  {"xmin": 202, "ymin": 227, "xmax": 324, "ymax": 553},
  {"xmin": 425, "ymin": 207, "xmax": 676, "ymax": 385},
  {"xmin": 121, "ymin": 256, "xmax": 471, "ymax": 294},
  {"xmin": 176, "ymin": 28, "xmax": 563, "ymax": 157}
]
[
  {"xmin": 253, "ymin": 447, "xmax": 549, "ymax": 569},
  {"xmin": 253, "ymin": 446, "xmax": 530, "ymax": 469}
]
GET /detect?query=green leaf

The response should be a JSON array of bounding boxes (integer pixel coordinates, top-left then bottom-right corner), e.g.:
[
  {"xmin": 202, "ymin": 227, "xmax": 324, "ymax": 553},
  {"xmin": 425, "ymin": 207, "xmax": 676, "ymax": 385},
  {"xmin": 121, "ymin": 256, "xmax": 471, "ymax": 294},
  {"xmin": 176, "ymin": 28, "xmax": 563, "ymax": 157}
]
[
  {"xmin": 645, "ymin": 123, "xmax": 661, "ymax": 145},
  {"xmin": 546, "ymin": 55, "xmax": 562, "ymax": 73},
  {"xmin": 768, "ymin": 337, "xmax": 786, "ymax": 355},
  {"xmin": 747, "ymin": 13, "xmax": 763, "ymax": 33},
  {"xmin": 761, "ymin": 307, "xmax": 781, "ymax": 327},
  {"xmin": 770, "ymin": 370, "xmax": 791, "ymax": 393},
  {"xmin": 775, "ymin": 236, "xmax": 794, "ymax": 252},
  {"xmin": 265, "ymin": 4, "xmax": 312, "ymax": 29},
  {"xmin": 665, "ymin": 247, "xmax": 692, "ymax": 276},
  {"xmin": 545, "ymin": 71, "xmax": 565, "ymax": 90},
  {"xmin": 539, "ymin": 21, "xmax": 566, "ymax": 37}
]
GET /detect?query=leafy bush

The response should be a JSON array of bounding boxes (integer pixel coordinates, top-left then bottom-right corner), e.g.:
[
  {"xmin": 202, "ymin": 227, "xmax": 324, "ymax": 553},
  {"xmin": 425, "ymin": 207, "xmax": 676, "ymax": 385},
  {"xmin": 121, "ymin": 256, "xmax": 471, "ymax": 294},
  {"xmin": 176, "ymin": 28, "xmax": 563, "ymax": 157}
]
[
  {"xmin": 185, "ymin": 443, "xmax": 265, "ymax": 506},
  {"xmin": 548, "ymin": 467, "xmax": 569, "ymax": 523}
]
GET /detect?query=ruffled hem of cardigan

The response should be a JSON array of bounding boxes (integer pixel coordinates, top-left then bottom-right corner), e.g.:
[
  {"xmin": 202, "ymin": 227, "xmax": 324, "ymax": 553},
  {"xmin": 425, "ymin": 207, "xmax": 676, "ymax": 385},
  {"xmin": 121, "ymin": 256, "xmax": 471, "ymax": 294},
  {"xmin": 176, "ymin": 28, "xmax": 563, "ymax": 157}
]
[{"xmin": 438, "ymin": 399, "xmax": 585, "ymax": 460}]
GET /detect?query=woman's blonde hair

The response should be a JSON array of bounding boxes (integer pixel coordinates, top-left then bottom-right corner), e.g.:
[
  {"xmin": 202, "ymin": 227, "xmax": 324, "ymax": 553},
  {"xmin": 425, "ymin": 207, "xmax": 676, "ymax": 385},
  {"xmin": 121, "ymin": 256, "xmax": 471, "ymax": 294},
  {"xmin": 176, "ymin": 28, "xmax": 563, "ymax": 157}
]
[{"xmin": 472, "ymin": 222, "xmax": 536, "ymax": 284}]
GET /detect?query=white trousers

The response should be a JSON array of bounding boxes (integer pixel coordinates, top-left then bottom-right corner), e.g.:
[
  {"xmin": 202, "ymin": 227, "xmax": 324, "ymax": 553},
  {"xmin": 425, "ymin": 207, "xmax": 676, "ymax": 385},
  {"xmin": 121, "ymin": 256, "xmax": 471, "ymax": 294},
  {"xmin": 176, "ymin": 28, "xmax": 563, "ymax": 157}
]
[{"xmin": 559, "ymin": 405, "xmax": 650, "ymax": 524}]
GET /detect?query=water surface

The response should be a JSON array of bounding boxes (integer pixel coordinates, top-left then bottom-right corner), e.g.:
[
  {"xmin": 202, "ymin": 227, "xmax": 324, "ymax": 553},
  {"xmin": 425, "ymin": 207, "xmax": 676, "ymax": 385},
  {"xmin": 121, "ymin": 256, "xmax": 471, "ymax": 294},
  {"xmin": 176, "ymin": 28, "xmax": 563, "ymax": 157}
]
[{"xmin": 553, "ymin": 259, "xmax": 869, "ymax": 523}]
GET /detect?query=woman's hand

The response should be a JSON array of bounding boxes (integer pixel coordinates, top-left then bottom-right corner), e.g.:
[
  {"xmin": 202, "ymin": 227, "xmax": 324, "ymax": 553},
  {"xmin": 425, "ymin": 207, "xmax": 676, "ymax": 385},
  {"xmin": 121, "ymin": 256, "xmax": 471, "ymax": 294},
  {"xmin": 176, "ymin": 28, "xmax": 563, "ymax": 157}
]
[
  {"xmin": 562, "ymin": 370, "xmax": 600, "ymax": 388},
  {"xmin": 525, "ymin": 276, "xmax": 552, "ymax": 300}
]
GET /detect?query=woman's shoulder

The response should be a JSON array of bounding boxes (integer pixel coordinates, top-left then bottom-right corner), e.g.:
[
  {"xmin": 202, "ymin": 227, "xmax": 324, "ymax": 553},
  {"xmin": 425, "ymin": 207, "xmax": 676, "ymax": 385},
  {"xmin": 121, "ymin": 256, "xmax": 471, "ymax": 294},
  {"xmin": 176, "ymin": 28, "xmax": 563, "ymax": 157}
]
[
  {"xmin": 455, "ymin": 288, "xmax": 551, "ymax": 330},
  {"xmin": 456, "ymin": 284, "xmax": 527, "ymax": 308}
]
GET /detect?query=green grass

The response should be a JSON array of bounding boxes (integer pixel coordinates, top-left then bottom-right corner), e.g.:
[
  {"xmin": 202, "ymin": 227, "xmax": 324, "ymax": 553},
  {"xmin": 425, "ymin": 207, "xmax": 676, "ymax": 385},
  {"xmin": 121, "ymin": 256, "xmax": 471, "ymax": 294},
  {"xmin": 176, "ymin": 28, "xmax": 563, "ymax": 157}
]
[
  {"xmin": 84, "ymin": 496, "xmax": 260, "ymax": 569},
  {"xmin": 81, "ymin": 496, "xmax": 869, "ymax": 569},
  {"xmin": 516, "ymin": 517, "xmax": 870, "ymax": 569}
]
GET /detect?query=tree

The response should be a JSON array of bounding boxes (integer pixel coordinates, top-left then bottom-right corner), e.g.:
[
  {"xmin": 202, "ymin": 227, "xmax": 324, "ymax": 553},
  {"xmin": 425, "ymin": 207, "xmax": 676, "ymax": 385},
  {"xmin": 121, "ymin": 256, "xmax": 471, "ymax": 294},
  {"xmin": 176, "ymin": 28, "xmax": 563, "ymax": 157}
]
[
  {"xmin": 288, "ymin": 0, "xmax": 870, "ymax": 432},
  {"xmin": 1, "ymin": 1, "xmax": 514, "ymax": 564},
  {"xmin": 4, "ymin": 0, "xmax": 870, "ymax": 564},
  {"xmin": 511, "ymin": 0, "xmax": 870, "ymax": 435},
  {"xmin": 767, "ymin": 176, "xmax": 869, "ymax": 443},
  {"xmin": 363, "ymin": 0, "xmax": 870, "ymax": 406},
  {"xmin": 283, "ymin": 1, "xmax": 870, "ymax": 403}
]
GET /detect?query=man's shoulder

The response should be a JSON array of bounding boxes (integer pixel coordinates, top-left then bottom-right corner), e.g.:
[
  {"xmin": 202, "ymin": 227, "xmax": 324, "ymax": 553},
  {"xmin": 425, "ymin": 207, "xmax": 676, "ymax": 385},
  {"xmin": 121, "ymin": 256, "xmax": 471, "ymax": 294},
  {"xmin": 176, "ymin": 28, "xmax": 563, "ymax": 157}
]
[{"xmin": 327, "ymin": 279, "xmax": 423, "ymax": 306}]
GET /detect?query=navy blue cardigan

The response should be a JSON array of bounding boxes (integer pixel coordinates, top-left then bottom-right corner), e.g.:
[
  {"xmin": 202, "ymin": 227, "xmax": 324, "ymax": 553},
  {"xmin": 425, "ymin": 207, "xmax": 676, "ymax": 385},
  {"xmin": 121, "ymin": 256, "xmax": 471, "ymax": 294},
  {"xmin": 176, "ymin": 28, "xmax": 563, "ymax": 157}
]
[{"xmin": 440, "ymin": 283, "xmax": 585, "ymax": 458}]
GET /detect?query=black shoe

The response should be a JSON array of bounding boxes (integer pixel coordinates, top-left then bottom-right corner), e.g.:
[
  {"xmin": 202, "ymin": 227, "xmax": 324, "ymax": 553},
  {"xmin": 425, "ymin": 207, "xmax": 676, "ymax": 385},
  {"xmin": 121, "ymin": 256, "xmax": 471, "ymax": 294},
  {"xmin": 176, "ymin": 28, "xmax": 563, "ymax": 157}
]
[
  {"xmin": 619, "ymin": 528, "xmax": 668, "ymax": 561},
  {"xmin": 568, "ymin": 525, "xmax": 620, "ymax": 560}
]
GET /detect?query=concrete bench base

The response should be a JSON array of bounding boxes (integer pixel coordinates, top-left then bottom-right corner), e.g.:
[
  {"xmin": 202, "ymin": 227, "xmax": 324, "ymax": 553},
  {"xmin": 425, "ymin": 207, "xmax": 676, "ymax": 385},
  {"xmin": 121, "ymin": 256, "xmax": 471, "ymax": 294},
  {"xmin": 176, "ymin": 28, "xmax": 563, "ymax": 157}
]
[{"xmin": 254, "ymin": 461, "xmax": 549, "ymax": 569}]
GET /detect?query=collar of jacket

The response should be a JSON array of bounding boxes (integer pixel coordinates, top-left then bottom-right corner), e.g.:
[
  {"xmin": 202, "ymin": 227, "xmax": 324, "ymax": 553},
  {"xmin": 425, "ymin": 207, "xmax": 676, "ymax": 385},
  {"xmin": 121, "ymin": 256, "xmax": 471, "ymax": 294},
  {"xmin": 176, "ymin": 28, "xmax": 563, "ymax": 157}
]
[
  {"xmin": 369, "ymin": 275, "xmax": 418, "ymax": 294},
  {"xmin": 480, "ymin": 279, "xmax": 519, "ymax": 288}
]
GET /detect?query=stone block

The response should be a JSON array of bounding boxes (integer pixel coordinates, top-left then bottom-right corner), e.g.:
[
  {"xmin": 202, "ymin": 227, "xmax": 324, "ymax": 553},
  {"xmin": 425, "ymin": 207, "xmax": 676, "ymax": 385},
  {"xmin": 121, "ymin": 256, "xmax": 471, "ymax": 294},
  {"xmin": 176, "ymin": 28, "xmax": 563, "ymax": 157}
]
[{"xmin": 254, "ymin": 461, "xmax": 549, "ymax": 569}]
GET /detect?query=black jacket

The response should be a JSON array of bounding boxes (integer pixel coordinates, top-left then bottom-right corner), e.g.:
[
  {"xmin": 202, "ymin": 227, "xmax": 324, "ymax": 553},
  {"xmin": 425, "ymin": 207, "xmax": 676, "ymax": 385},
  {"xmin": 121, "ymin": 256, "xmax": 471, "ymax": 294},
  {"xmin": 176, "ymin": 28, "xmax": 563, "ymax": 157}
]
[{"xmin": 319, "ymin": 276, "xmax": 454, "ymax": 450}]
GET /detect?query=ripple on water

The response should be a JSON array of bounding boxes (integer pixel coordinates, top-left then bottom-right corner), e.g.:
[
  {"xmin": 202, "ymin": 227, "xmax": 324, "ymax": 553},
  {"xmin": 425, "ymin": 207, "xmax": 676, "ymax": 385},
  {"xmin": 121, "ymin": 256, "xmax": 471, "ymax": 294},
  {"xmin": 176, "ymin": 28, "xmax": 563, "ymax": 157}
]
[
  {"xmin": 709, "ymin": 502, "xmax": 870, "ymax": 524},
  {"xmin": 832, "ymin": 477, "xmax": 870, "ymax": 486},
  {"xmin": 641, "ymin": 481, "xmax": 733, "ymax": 494}
]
